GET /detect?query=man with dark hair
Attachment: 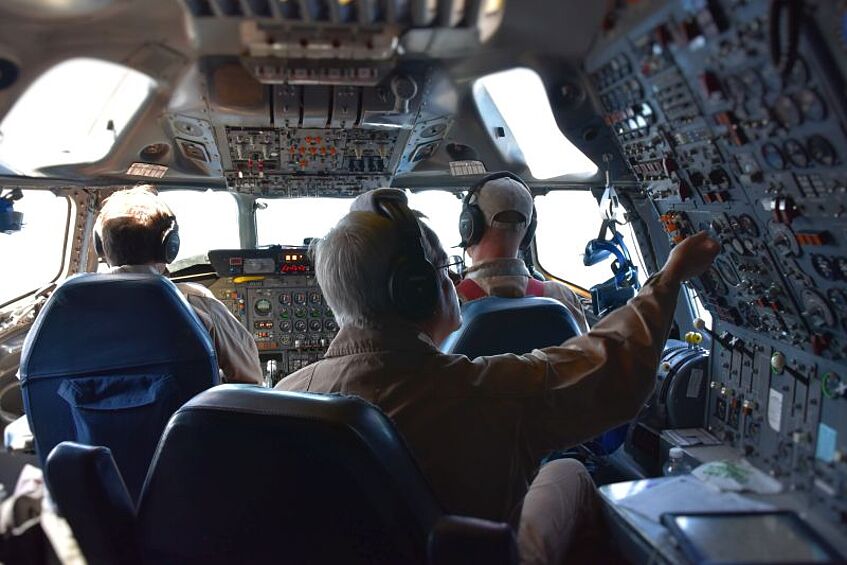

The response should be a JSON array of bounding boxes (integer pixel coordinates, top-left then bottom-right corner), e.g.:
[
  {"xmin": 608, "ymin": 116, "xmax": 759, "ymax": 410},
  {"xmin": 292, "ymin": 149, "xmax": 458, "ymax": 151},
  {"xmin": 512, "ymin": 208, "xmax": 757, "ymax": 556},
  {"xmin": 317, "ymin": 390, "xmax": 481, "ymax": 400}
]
[
  {"xmin": 95, "ymin": 186, "xmax": 262, "ymax": 384},
  {"xmin": 457, "ymin": 175, "xmax": 589, "ymax": 333},
  {"xmin": 276, "ymin": 188, "xmax": 719, "ymax": 563}
]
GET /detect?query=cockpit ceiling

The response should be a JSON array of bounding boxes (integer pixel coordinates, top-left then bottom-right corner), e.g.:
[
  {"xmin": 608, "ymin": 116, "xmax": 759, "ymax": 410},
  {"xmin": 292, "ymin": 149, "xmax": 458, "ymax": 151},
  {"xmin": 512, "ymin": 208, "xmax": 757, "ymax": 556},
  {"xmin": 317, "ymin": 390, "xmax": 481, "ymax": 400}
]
[{"xmin": 0, "ymin": 0, "xmax": 615, "ymax": 195}]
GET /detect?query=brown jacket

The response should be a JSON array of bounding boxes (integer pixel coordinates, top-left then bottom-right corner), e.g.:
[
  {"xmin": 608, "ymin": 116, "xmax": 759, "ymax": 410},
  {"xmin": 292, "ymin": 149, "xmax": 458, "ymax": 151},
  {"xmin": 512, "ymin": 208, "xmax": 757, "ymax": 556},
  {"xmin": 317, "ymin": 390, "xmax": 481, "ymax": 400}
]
[
  {"xmin": 275, "ymin": 271, "xmax": 679, "ymax": 521},
  {"xmin": 111, "ymin": 265, "xmax": 263, "ymax": 385},
  {"xmin": 459, "ymin": 258, "xmax": 590, "ymax": 333}
]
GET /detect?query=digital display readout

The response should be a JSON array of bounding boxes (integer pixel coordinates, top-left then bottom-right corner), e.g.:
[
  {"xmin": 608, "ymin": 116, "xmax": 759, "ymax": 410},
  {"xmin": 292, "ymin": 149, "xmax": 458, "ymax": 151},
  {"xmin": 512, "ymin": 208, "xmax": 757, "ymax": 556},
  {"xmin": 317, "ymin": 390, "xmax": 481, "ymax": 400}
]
[{"xmin": 280, "ymin": 253, "xmax": 313, "ymax": 274}]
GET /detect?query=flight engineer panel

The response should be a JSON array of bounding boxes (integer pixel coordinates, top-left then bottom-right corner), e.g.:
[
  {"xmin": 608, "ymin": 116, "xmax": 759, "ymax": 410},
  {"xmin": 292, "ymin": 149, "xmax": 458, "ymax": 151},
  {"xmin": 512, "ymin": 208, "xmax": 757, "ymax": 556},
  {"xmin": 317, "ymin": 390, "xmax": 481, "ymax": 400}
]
[
  {"xmin": 208, "ymin": 247, "xmax": 336, "ymax": 384},
  {"xmin": 587, "ymin": 0, "xmax": 847, "ymax": 526}
]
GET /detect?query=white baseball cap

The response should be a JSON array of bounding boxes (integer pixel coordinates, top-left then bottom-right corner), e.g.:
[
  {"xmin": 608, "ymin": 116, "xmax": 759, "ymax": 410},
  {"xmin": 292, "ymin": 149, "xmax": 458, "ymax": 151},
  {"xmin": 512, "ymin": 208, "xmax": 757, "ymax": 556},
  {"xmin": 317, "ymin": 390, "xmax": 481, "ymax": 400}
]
[{"xmin": 474, "ymin": 176, "xmax": 533, "ymax": 231}]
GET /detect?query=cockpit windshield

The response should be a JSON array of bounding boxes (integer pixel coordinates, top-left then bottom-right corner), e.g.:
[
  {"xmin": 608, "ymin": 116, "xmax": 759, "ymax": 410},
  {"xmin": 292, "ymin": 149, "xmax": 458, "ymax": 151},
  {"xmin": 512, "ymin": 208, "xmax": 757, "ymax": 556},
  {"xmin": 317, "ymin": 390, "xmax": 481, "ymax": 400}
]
[{"xmin": 255, "ymin": 191, "xmax": 463, "ymax": 251}]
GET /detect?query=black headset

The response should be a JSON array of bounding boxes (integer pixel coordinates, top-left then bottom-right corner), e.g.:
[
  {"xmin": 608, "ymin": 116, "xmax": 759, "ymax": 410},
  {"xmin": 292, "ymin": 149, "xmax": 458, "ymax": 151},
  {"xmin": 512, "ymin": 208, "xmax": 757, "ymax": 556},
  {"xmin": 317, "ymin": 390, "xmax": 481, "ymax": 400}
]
[
  {"xmin": 94, "ymin": 216, "xmax": 181, "ymax": 266},
  {"xmin": 370, "ymin": 191, "xmax": 440, "ymax": 320},
  {"xmin": 458, "ymin": 171, "xmax": 538, "ymax": 250}
]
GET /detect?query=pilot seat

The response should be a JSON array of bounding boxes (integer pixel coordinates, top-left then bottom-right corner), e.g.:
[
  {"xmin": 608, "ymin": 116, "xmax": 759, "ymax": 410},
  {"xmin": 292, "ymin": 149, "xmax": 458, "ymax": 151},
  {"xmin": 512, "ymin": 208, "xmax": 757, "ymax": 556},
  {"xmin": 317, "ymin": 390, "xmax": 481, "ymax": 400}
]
[
  {"xmin": 442, "ymin": 293, "xmax": 628, "ymax": 455},
  {"xmin": 19, "ymin": 273, "xmax": 219, "ymax": 500},
  {"xmin": 45, "ymin": 385, "xmax": 517, "ymax": 565}
]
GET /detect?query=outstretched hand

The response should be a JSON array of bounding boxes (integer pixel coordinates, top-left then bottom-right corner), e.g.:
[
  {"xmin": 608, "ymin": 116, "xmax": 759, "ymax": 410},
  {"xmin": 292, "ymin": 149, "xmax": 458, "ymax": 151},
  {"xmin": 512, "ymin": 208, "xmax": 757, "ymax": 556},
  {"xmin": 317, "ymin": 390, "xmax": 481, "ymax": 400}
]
[{"xmin": 663, "ymin": 231, "xmax": 720, "ymax": 284}]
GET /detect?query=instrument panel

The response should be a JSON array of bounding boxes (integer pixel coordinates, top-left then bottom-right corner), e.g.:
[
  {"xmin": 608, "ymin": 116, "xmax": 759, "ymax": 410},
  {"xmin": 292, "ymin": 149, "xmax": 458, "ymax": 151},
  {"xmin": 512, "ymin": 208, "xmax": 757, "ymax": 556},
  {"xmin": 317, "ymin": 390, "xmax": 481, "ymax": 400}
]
[
  {"xmin": 208, "ymin": 247, "xmax": 336, "ymax": 385},
  {"xmin": 587, "ymin": 0, "xmax": 847, "ymax": 528}
]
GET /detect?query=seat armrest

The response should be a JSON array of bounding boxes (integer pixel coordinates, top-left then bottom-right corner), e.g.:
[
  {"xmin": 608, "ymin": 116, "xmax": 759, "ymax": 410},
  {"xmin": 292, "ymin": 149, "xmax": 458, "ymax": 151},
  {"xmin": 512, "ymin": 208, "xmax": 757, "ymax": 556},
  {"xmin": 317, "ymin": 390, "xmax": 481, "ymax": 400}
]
[
  {"xmin": 45, "ymin": 442, "xmax": 140, "ymax": 565},
  {"xmin": 428, "ymin": 515, "xmax": 518, "ymax": 565}
]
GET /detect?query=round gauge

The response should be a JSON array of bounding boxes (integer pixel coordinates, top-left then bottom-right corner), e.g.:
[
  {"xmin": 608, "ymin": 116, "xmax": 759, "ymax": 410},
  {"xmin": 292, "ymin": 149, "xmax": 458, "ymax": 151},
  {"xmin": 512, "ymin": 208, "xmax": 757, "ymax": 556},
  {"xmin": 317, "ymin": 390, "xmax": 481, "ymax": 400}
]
[
  {"xmin": 741, "ymin": 69, "xmax": 764, "ymax": 97},
  {"xmin": 772, "ymin": 95, "xmax": 801, "ymax": 128},
  {"xmin": 324, "ymin": 319, "xmax": 338, "ymax": 332},
  {"xmin": 293, "ymin": 307, "xmax": 307, "ymax": 318},
  {"xmin": 738, "ymin": 214, "xmax": 760, "ymax": 237},
  {"xmin": 309, "ymin": 292, "xmax": 322, "ymax": 304},
  {"xmin": 294, "ymin": 320, "xmax": 308, "ymax": 332},
  {"xmin": 324, "ymin": 307, "xmax": 334, "ymax": 318},
  {"xmin": 795, "ymin": 89, "xmax": 826, "ymax": 122},
  {"xmin": 827, "ymin": 289, "xmax": 847, "ymax": 312},
  {"xmin": 837, "ymin": 257, "xmax": 847, "ymax": 280},
  {"xmin": 811, "ymin": 254, "xmax": 837, "ymax": 280},
  {"xmin": 716, "ymin": 258, "xmax": 741, "ymax": 286},
  {"xmin": 724, "ymin": 74, "xmax": 746, "ymax": 101},
  {"xmin": 769, "ymin": 221, "xmax": 800, "ymax": 257},
  {"xmin": 783, "ymin": 139, "xmax": 809, "ymax": 168},
  {"xmin": 279, "ymin": 320, "xmax": 292, "ymax": 332},
  {"xmin": 802, "ymin": 289, "xmax": 835, "ymax": 328},
  {"xmin": 254, "ymin": 298, "xmax": 272, "ymax": 316},
  {"xmin": 279, "ymin": 293, "xmax": 292, "ymax": 305},
  {"xmin": 309, "ymin": 307, "xmax": 322, "ymax": 318},
  {"xmin": 761, "ymin": 143, "xmax": 786, "ymax": 169},
  {"xmin": 293, "ymin": 292, "xmax": 307, "ymax": 305},
  {"xmin": 308, "ymin": 319, "xmax": 322, "ymax": 332},
  {"xmin": 806, "ymin": 135, "xmax": 837, "ymax": 167}
]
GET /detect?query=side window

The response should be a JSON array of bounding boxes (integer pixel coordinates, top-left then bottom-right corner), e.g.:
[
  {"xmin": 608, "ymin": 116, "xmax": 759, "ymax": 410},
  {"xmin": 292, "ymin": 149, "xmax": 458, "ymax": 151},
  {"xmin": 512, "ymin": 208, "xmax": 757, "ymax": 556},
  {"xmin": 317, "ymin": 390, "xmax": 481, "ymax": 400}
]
[
  {"xmin": 0, "ymin": 190, "xmax": 70, "ymax": 305},
  {"xmin": 534, "ymin": 191, "xmax": 646, "ymax": 290}
]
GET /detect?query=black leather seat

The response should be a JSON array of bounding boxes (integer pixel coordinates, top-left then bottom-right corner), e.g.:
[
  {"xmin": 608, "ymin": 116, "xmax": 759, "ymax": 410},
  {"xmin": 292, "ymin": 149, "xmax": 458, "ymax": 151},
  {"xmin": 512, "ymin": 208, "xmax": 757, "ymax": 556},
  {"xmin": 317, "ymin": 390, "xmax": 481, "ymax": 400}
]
[
  {"xmin": 46, "ymin": 385, "xmax": 517, "ymax": 565},
  {"xmin": 19, "ymin": 273, "xmax": 219, "ymax": 500},
  {"xmin": 441, "ymin": 296, "xmax": 581, "ymax": 358}
]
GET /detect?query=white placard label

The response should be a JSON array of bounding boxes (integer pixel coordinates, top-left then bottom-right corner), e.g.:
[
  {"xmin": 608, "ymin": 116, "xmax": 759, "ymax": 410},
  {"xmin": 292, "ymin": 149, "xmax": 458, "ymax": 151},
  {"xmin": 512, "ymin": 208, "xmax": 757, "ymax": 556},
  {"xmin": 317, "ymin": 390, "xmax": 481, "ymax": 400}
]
[
  {"xmin": 687, "ymin": 368, "xmax": 704, "ymax": 398},
  {"xmin": 767, "ymin": 388, "xmax": 783, "ymax": 432}
]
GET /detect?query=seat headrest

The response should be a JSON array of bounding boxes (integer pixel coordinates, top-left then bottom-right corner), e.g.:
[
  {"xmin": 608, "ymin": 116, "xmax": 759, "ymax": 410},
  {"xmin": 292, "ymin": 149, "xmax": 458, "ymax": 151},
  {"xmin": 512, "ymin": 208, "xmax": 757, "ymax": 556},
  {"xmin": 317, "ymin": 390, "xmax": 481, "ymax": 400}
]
[
  {"xmin": 441, "ymin": 296, "xmax": 581, "ymax": 358},
  {"xmin": 137, "ymin": 385, "xmax": 442, "ymax": 564},
  {"xmin": 20, "ymin": 273, "xmax": 215, "ymax": 378}
]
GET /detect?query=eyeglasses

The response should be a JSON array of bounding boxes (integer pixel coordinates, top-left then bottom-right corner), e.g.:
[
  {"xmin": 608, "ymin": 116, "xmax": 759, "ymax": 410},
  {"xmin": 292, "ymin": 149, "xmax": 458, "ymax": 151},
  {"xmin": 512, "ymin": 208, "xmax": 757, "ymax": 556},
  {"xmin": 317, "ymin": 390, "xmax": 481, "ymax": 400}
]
[{"xmin": 437, "ymin": 257, "xmax": 465, "ymax": 281}]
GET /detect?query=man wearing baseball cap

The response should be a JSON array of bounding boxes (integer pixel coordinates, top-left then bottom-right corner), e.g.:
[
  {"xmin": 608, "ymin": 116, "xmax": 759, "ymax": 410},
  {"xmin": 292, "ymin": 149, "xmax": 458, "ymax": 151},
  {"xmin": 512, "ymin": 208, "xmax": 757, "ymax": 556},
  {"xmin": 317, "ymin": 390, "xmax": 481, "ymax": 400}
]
[{"xmin": 457, "ymin": 173, "xmax": 589, "ymax": 332}]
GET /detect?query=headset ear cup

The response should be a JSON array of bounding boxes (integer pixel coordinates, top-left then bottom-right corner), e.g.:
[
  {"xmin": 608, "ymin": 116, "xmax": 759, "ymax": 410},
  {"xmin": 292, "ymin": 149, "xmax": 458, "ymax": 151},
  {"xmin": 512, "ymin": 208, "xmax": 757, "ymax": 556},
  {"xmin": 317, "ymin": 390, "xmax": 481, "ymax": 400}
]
[
  {"xmin": 163, "ymin": 230, "xmax": 180, "ymax": 264},
  {"xmin": 389, "ymin": 257, "xmax": 439, "ymax": 320},
  {"xmin": 459, "ymin": 204, "xmax": 485, "ymax": 248}
]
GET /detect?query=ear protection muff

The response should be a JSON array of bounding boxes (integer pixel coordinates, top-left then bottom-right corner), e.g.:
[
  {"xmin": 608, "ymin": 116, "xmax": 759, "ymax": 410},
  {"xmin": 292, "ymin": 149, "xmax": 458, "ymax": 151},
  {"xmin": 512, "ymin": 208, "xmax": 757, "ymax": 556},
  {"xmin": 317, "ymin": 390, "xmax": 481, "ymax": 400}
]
[
  {"xmin": 459, "ymin": 171, "xmax": 538, "ymax": 250},
  {"xmin": 160, "ymin": 217, "xmax": 180, "ymax": 264},
  {"xmin": 92, "ymin": 216, "xmax": 180, "ymax": 266},
  {"xmin": 372, "ymin": 193, "xmax": 439, "ymax": 320}
]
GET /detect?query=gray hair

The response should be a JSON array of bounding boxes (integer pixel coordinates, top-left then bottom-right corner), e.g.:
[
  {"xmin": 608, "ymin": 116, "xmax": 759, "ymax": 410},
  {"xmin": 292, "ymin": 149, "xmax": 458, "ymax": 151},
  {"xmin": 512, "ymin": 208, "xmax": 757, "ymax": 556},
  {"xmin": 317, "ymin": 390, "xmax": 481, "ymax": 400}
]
[{"xmin": 314, "ymin": 211, "xmax": 446, "ymax": 328}]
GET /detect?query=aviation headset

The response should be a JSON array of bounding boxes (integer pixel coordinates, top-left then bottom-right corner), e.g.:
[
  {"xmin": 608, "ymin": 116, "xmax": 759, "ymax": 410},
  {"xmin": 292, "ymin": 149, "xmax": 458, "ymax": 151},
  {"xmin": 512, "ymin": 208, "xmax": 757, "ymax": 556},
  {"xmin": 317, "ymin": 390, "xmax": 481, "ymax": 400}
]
[
  {"xmin": 583, "ymin": 221, "xmax": 638, "ymax": 288},
  {"xmin": 458, "ymin": 171, "xmax": 538, "ymax": 250},
  {"xmin": 94, "ymin": 215, "xmax": 181, "ymax": 266},
  {"xmin": 367, "ymin": 190, "xmax": 440, "ymax": 320}
]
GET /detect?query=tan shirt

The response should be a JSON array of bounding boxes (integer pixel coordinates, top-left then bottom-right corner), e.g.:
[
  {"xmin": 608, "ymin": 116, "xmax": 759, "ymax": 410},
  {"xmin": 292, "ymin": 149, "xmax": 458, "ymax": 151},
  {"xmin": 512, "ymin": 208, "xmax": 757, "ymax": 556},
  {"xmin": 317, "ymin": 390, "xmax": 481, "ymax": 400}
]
[
  {"xmin": 460, "ymin": 258, "xmax": 590, "ymax": 333},
  {"xmin": 276, "ymin": 271, "xmax": 679, "ymax": 521},
  {"xmin": 111, "ymin": 265, "xmax": 262, "ymax": 385}
]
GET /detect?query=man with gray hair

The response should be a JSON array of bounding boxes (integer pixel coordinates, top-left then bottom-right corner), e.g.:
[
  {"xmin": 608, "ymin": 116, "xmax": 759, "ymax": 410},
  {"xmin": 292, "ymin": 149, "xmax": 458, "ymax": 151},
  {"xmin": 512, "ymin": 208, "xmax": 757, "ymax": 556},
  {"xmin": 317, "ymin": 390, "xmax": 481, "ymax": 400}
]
[
  {"xmin": 276, "ymin": 188, "xmax": 719, "ymax": 563},
  {"xmin": 456, "ymin": 173, "xmax": 589, "ymax": 333}
]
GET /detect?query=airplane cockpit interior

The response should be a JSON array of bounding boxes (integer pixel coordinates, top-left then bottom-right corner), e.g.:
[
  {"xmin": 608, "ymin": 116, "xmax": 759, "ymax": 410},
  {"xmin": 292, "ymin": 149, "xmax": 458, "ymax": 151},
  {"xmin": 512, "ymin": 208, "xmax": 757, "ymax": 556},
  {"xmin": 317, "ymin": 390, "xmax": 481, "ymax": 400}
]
[{"xmin": 1, "ymin": 0, "xmax": 847, "ymax": 562}]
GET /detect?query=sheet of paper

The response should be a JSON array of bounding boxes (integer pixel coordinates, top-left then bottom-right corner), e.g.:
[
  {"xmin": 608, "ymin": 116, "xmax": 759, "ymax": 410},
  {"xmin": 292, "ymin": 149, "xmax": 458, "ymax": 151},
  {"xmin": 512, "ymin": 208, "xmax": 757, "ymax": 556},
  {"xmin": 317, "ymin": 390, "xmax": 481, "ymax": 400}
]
[
  {"xmin": 616, "ymin": 476, "xmax": 775, "ymax": 523},
  {"xmin": 692, "ymin": 459, "xmax": 783, "ymax": 494}
]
